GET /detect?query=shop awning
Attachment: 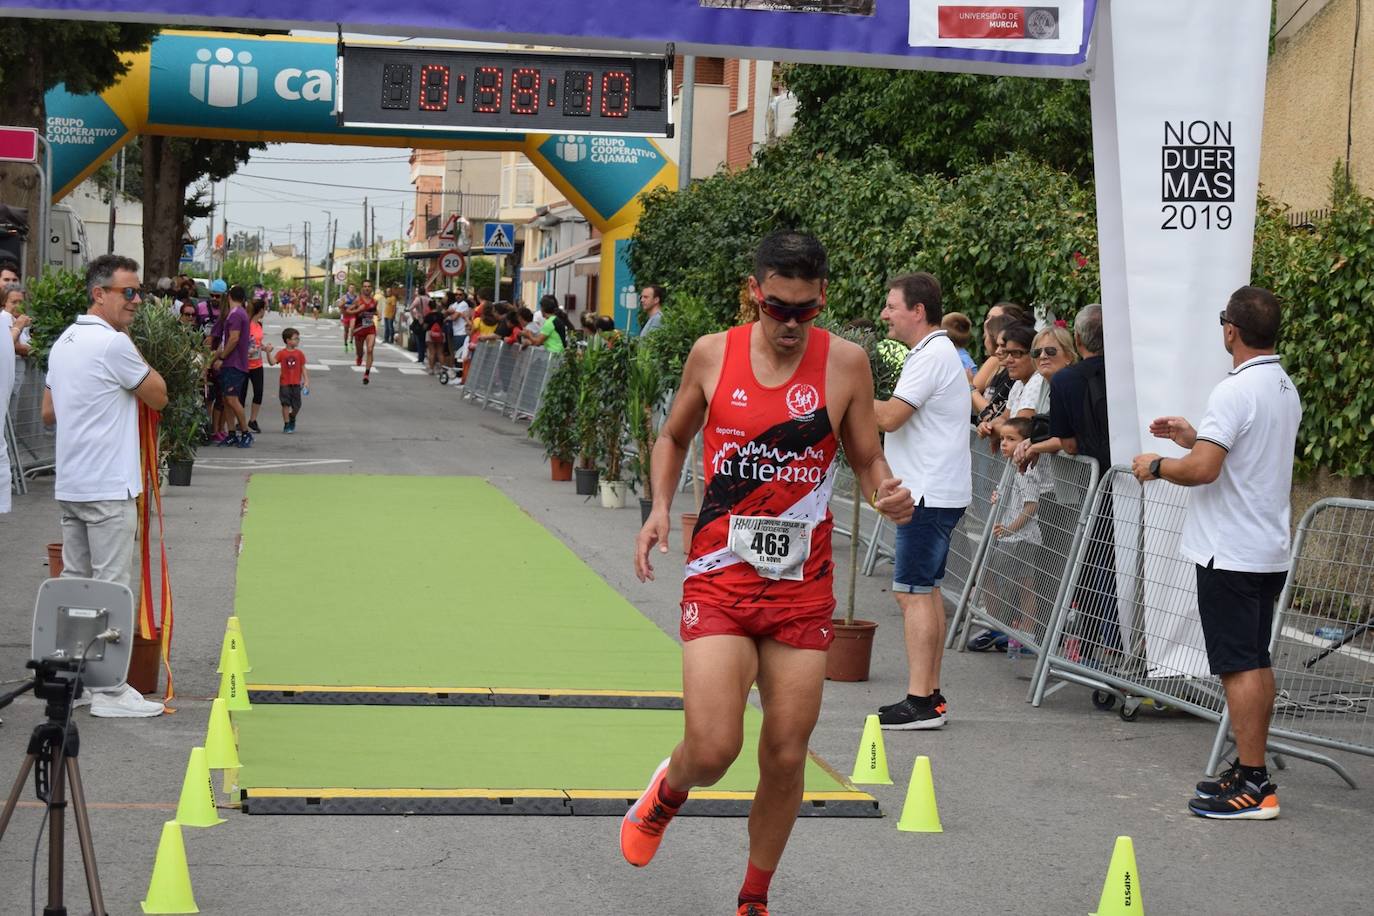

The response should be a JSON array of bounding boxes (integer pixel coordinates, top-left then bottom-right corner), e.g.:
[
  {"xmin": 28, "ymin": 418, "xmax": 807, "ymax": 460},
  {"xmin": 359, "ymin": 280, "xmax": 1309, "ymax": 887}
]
[{"xmin": 522, "ymin": 237, "xmax": 600, "ymax": 279}]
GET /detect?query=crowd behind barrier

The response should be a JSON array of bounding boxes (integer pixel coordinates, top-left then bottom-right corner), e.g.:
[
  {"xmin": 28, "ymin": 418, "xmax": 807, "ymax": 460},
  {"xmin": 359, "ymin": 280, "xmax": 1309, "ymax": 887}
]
[{"xmin": 10, "ymin": 328, "xmax": 1374, "ymax": 786}]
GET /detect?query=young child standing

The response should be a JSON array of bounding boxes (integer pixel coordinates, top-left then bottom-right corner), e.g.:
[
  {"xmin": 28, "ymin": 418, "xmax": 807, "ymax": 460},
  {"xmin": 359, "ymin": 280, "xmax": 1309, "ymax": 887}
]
[
  {"xmin": 988, "ymin": 417, "xmax": 1043, "ymax": 639},
  {"xmin": 269, "ymin": 327, "xmax": 310, "ymax": 433},
  {"xmin": 942, "ymin": 311, "xmax": 978, "ymax": 382}
]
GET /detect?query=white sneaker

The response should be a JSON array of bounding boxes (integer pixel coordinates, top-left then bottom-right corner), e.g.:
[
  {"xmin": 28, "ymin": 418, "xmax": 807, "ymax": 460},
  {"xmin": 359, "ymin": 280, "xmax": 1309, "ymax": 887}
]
[{"xmin": 89, "ymin": 684, "xmax": 164, "ymax": 718}]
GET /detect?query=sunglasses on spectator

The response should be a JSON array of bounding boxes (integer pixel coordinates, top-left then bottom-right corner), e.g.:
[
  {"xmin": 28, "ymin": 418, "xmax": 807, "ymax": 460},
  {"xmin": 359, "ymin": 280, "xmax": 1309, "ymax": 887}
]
[
  {"xmin": 1218, "ymin": 311, "xmax": 1247, "ymax": 332},
  {"xmin": 180, "ymin": 309, "xmax": 196, "ymax": 317},
  {"xmin": 102, "ymin": 285, "xmax": 141, "ymax": 301},
  {"xmin": 1002, "ymin": 347, "xmax": 1029, "ymax": 359},
  {"xmin": 1030, "ymin": 346, "xmax": 1060, "ymax": 359},
  {"xmin": 757, "ymin": 296, "xmax": 823, "ymax": 324}
]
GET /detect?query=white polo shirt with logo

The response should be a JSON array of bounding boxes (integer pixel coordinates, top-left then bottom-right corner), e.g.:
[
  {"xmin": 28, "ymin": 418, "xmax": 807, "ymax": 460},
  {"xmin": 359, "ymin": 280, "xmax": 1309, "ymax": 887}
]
[
  {"xmin": 1180, "ymin": 354, "xmax": 1301, "ymax": 573},
  {"xmin": 47, "ymin": 314, "xmax": 150, "ymax": 502},
  {"xmin": 885, "ymin": 329, "xmax": 972, "ymax": 508}
]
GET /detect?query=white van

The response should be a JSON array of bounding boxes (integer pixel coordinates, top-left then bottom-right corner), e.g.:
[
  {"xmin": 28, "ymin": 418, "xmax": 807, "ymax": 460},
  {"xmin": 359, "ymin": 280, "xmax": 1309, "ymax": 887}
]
[{"xmin": 47, "ymin": 204, "xmax": 90, "ymax": 273}]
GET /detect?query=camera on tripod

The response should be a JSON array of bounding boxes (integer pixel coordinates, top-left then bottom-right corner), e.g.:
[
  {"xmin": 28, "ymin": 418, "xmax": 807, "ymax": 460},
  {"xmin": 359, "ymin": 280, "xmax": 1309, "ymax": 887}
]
[{"xmin": 0, "ymin": 577, "xmax": 136, "ymax": 916}]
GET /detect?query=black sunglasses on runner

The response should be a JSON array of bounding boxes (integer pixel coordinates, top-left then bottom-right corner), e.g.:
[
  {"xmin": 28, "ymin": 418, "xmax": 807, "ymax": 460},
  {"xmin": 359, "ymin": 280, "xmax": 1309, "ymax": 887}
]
[{"xmin": 758, "ymin": 296, "xmax": 823, "ymax": 324}]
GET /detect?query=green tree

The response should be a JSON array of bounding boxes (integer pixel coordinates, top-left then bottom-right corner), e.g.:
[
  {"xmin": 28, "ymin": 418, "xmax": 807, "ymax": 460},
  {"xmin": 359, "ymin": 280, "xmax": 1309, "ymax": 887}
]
[
  {"xmin": 781, "ymin": 65, "xmax": 1093, "ymax": 181},
  {"xmin": 0, "ymin": 21, "xmax": 159, "ymax": 276},
  {"xmin": 141, "ymin": 137, "xmax": 263, "ymax": 281}
]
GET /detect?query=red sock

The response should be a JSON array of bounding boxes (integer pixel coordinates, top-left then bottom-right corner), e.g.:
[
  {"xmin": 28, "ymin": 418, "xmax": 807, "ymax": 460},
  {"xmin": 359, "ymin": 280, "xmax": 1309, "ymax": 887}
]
[
  {"xmin": 657, "ymin": 778, "xmax": 689, "ymax": 809},
  {"xmin": 738, "ymin": 861, "xmax": 774, "ymax": 905}
]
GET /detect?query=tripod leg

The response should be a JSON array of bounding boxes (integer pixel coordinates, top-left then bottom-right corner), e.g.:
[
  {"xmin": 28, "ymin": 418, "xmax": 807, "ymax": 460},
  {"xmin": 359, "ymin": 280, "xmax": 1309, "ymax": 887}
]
[
  {"xmin": 66, "ymin": 757, "xmax": 107, "ymax": 916},
  {"xmin": 47, "ymin": 748, "xmax": 66, "ymax": 915},
  {"xmin": 0, "ymin": 754, "xmax": 38, "ymax": 841}
]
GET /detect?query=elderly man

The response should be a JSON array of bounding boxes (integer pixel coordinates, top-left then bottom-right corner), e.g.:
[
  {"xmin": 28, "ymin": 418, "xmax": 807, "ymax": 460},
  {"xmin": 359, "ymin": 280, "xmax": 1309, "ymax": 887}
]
[
  {"xmin": 43, "ymin": 254, "xmax": 168, "ymax": 717},
  {"xmin": 1133, "ymin": 286, "xmax": 1300, "ymax": 820}
]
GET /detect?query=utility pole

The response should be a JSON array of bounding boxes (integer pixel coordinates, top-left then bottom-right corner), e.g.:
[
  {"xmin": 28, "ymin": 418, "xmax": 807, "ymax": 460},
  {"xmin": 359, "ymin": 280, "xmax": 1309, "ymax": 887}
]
[
  {"xmin": 207, "ymin": 182, "xmax": 215, "ymax": 278},
  {"xmin": 372, "ymin": 206, "xmax": 380, "ymax": 289},
  {"xmin": 303, "ymin": 220, "xmax": 310, "ymax": 291},
  {"xmin": 220, "ymin": 179, "xmax": 230, "ymax": 281},
  {"xmin": 361, "ymin": 196, "xmax": 369, "ymax": 283},
  {"xmin": 106, "ymin": 147, "xmax": 123, "ymax": 255},
  {"xmin": 679, "ymin": 56, "xmax": 696, "ymax": 191},
  {"xmin": 257, "ymin": 226, "xmax": 264, "ymax": 282}
]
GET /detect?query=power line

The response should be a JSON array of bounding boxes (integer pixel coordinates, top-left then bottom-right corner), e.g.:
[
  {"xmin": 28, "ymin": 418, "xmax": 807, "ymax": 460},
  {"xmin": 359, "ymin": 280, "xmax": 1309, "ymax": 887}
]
[
  {"xmin": 249, "ymin": 154, "xmax": 413, "ymax": 163},
  {"xmin": 235, "ymin": 172, "xmax": 484, "ymax": 196}
]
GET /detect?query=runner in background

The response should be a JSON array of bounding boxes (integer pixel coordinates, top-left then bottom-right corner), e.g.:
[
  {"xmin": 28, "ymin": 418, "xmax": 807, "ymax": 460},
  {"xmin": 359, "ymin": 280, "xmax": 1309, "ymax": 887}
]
[
  {"xmin": 348, "ymin": 280, "xmax": 379, "ymax": 385},
  {"xmin": 628, "ymin": 231, "xmax": 913, "ymax": 916},
  {"xmin": 339, "ymin": 283, "xmax": 357, "ymax": 352}
]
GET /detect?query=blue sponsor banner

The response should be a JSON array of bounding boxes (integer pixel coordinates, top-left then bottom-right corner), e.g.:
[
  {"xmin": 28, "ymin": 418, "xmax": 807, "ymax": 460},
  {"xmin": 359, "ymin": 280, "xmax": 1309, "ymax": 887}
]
[
  {"xmin": 46, "ymin": 85, "xmax": 128, "ymax": 193},
  {"xmin": 537, "ymin": 135, "xmax": 666, "ymax": 223},
  {"xmin": 4, "ymin": 2, "xmax": 1097, "ymax": 73},
  {"xmin": 612, "ymin": 238, "xmax": 637, "ymax": 332}
]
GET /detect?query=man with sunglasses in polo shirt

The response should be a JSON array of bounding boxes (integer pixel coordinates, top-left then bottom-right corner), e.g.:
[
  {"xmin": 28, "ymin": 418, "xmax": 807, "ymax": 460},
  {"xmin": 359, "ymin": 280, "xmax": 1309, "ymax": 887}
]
[
  {"xmin": 42, "ymin": 254, "xmax": 168, "ymax": 718},
  {"xmin": 873, "ymin": 272, "xmax": 973, "ymax": 730},
  {"xmin": 628, "ymin": 231, "xmax": 912, "ymax": 915},
  {"xmin": 1133, "ymin": 286, "xmax": 1301, "ymax": 820}
]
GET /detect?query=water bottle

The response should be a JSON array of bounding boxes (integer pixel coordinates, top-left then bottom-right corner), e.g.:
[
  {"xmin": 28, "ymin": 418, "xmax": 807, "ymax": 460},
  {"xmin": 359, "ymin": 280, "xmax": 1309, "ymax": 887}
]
[
  {"xmin": 1007, "ymin": 637, "xmax": 1021, "ymax": 662},
  {"xmin": 302, "ymin": 386, "xmax": 310, "ymax": 397}
]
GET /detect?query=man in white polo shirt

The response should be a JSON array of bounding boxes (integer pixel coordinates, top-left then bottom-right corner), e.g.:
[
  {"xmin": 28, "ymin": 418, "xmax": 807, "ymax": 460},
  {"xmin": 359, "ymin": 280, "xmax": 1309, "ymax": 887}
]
[
  {"xmin": 42, "ymin": 254, "xmax": 169, "ymax": 718},
  {"xmin": 874, "ymin": 272, "xmax": 973, "ymax": 730},
  {"xmin": 1133, "ymin": 286, "xmax": 1300, "ymax": 820}
]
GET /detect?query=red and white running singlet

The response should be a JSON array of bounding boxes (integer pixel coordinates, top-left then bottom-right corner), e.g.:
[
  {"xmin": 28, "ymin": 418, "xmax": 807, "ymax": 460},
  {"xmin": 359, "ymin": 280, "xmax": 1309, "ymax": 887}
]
[{"xmin": 683, "ymin": 324, "xmax": 839, "ymax": 611}]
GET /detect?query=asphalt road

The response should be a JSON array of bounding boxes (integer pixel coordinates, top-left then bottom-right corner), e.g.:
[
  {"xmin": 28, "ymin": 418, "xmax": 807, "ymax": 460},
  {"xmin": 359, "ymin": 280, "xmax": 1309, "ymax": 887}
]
[{"xmin": 2, "ymin": 314, "xmax": 1371, "ymax": 916}]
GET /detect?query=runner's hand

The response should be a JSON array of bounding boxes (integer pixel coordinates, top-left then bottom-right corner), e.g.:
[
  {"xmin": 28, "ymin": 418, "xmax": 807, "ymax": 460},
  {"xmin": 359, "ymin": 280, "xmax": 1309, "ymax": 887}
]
[
  {"xmin": 874, "ymin": 478, "xmax": 914, "ymax": 525},
  {"xmin": 635, "ymin": 511, "xmax": 671, "ymax": 582}
]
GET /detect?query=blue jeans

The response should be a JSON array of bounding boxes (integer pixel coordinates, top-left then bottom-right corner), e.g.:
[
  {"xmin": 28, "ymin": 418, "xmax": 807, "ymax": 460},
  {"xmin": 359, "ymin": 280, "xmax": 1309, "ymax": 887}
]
[
  {"xmin": 383, "ymin": 317, "xmax": 395, "ymax": 343},
  {"xmin": 892, "ymin": 503, "xmax": 966, "ymax": 594}
]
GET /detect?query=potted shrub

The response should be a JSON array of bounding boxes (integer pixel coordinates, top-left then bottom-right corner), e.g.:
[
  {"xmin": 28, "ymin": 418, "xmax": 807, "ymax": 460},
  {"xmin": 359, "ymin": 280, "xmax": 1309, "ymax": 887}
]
[
  {"xmin": 24, "ymin": 268, "xmax": 90, "ymax": 370},
  {"xmin": 823, "ymin": 320, "xmax": 905, "ymax": 682},
  {"xmin": 529, "ymin": 348, "xmax": 580, "ymax": 481},
  {"xmin": 587, "ymin": 332, "xmax": 633, "ymax": 508},
  {"xmin": 129, "ymin": 298, "xmax": 210, "ymax": 487},
  {"xmin": 573, "ymin": 341, "xmax": 605, "ymax": 496},
  {"xmin": 626, "ymin": 337, "xmax": 667, "ymax": 523},
  {"xmin": 642, "ymin": 294, "xmax": 727, "ymax": 545}
]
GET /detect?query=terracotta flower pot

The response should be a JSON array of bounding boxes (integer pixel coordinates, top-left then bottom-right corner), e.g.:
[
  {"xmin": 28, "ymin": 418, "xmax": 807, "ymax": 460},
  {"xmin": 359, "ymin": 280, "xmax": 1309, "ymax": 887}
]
[
  {"xmin": 46, "ymin": 542, "xmax": 64, "ymax": 578},
  {"xmin": 826, "ymin": 618, "xmax": 878, "ymax": 682},
  {"xmin": 550, "ymin": 456, "xmax": 573, "ymax": 481},
  {"xmin": 127, "ymin": 633, "xmax": 162, "ymax": 696},
  {"xmin": 680, "ymin": 513, "xmax": 698, "ymax": 556}
]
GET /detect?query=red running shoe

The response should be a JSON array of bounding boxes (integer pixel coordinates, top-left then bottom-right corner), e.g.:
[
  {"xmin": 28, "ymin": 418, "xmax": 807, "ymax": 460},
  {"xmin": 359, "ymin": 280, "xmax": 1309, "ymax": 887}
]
[{"xmin": 620, "ymin": 758, "xmax": 677, "ymax": 867}]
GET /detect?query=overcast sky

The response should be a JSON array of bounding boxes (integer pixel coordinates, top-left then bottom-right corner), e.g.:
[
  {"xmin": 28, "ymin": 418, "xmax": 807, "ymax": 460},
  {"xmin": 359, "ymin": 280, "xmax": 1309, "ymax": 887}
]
[{"xmin": 206, "ymin": 143, "xmax": 415, "ymax": 261}]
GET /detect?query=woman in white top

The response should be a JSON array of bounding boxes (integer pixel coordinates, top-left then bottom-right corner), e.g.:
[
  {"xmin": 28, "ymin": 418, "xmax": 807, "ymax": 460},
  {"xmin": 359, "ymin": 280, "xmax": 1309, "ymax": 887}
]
[{"xmin": 977, "ymin": 322, "xmax": 1042, "ymax": 441}]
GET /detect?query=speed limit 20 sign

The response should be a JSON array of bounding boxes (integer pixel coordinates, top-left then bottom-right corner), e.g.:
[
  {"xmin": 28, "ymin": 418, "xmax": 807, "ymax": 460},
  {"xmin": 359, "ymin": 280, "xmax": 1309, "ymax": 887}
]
[{"xmin": 439, "ymin": 251, "xmax": 466, "ymax": 277}]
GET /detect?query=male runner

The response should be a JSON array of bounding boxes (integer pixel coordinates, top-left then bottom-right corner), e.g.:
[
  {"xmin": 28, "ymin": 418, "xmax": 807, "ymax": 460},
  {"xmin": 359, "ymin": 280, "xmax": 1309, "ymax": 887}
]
[
  {"xmin": 348, "ymin": 280, "xmax": 379, "ymax": 384},
  {"xmin": 339, "ymin": 283, "xmax": 357, "ymax": 351},
  {"xmin": 629, "ymin": 231, "xmax": 914, "ymax": 916}
]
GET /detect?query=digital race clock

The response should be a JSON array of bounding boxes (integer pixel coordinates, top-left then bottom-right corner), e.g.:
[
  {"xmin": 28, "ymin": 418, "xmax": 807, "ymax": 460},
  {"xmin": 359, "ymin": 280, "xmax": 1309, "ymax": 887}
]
[{"xmin": 338, "ymin": 44, "xmax": 672, "ymax": 137}]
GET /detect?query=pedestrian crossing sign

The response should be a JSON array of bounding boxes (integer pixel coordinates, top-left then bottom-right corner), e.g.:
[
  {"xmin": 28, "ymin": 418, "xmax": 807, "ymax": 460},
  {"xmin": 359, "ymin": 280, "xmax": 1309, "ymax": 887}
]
[{"xmin": 483, "ymin": 222, "xmax": 515, "ymax": 254}]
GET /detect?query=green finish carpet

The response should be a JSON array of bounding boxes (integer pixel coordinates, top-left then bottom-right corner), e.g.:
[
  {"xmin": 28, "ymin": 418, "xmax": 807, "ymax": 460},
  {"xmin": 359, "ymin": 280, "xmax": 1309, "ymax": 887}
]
[{"xmin": 233, "ymin": 475, "xmax": 682, "ymax": 693}]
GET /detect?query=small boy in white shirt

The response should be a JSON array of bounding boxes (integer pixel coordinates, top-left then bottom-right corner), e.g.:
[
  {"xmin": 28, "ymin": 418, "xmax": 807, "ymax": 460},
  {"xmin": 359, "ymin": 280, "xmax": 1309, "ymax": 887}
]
[{"xmin": 987, "ymin": 417, "xmax": 1043, "ymax": 634}]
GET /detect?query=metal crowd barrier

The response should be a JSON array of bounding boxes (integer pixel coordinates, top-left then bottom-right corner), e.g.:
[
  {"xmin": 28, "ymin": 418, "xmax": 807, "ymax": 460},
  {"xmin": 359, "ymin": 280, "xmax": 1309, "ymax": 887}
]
[
  {"xmin": 950, "ymin": 450, "xmax": 1100, "ymax": 676},
  {"xmin": 1029, "ymin": 468, "xmax": 1350, "ymax": 780},
  {"xmin": 510, "ymin": 349, "xmax": 556, "ymax": 421},
  {"xmin": 1205, "ymin": 497, "xmax": 1374, "ymax": 788},
  {"xmin": 5, "ymin": 413, "xmax": 24, "ymax": 495},
  {"xmin": 464, "ymin": 339, "xmax": 501, "ymax": 406},
  {"xmin": 7, "ymin": 362, "xmax": 53, "ymax": 480}
]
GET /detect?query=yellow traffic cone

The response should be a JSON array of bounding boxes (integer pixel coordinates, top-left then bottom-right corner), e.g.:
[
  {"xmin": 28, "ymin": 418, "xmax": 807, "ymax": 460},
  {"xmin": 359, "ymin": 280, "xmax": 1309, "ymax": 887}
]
[
  {"xmin": 849, "ymin": 714, "xmax": 893, "ymax": 785},
  {"xmin": 203, "ymin": 698, "xmax": 241, "ymax": 769},
  {"xmin": 896, "ymin": 755, "xmax": 942, "ymax": 833},
  {"xmin": 217, "ymin": 616, "xmax": 251, "ymax": 673},
  {"xmin": 140, "ymin": 820, "xmax": 200, "ymax": 914},
  {"xmin": 217, "ymin": 651, "xmax": 251, "ymax": 713},
  {"xmin": 175, "ymin": 747, "xmax": 225, "ymax": 828},
  {"xmin": 1091, "ymin": 836, "xmax": 1144, "ymax": 915}
]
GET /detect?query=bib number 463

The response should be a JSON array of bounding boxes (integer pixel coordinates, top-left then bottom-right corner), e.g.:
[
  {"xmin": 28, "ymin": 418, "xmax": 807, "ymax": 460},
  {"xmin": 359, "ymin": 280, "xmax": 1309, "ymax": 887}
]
[{"xmin": 750, "ymin": 531, "xmax": 791, "ymax": 556}]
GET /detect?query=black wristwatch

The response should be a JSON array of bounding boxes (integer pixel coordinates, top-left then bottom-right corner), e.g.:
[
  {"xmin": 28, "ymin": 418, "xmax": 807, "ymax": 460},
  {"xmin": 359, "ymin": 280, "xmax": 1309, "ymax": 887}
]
[{"xmin": 1149, "ymin": 457, "xmax": 1164, "ymax": 480}]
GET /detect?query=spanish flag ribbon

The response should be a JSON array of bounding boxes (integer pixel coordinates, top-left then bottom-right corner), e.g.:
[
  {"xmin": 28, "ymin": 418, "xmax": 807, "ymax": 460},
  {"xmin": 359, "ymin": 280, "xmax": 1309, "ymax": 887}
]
[{"xmin": 137, "ymin": 404, "xmax": 176, "ymax": 707}]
